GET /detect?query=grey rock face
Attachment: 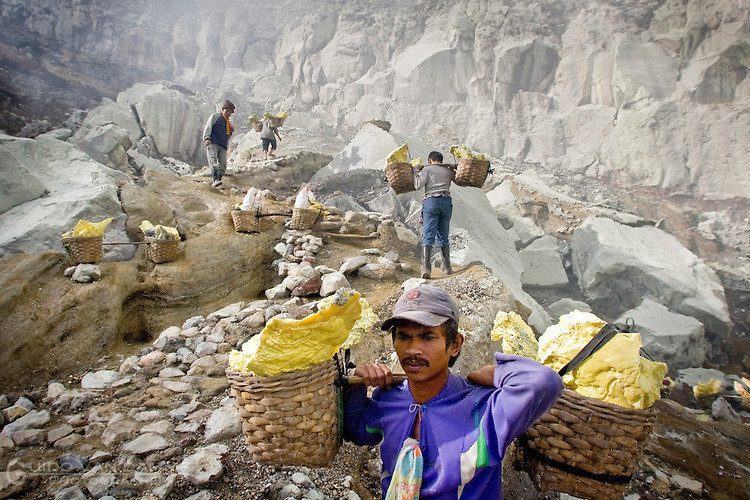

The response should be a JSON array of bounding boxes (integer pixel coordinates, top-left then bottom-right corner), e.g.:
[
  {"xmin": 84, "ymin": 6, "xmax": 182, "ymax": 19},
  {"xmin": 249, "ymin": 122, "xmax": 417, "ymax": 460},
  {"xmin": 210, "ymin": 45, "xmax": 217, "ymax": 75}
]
[{"xmin": 572, "ymin": 217, "xmax": 732, "ymax": 340}]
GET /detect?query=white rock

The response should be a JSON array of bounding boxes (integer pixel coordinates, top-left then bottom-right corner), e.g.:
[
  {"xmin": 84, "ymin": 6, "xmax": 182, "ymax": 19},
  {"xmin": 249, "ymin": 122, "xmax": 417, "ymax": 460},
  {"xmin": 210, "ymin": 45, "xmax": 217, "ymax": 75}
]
[
  {"xmin": 141, "ymin": 419, "xmax": 174, "ymax": 435},
  {"xmin": 72, "ymin": 264, "xmax": 102, "ymax": 283},
  {"xmin": 320, "ymin": 272, "xmax": 350, "ymax": 297},
  {"xmin": 207, "ymin": 302, "xmax": 245, "ymax": 321},
  {"xmin": 265, "ymin": 283, "xmax": 290, "ymax": 300},
  {"xmin": 1, "ymin": 410, "xmax": 50, "ymax": 439},
  {"xmin": 195, "ymin": 341, "xmax": 218, "ymax": 357},
  {"xmin": 340, "ymin": 255, "xmax": 369, "ymax": 275},
  {"xmin": 81, "ymin": 370, "xmax": 119, "ymax": 390},
  {"xmin": 182, "ymin": 316, "xmax": 205, "ymax": 329},
  {"xmin": 177, "ymin": 449, "xmax": 224, "ymax": 485},
  {"xmin": 121, "ymin": 433, "xmax": 169, "ymax": 455},
  {"xmin": 204, "ymin": 406, "xmax": 241, "ymax": 444}
]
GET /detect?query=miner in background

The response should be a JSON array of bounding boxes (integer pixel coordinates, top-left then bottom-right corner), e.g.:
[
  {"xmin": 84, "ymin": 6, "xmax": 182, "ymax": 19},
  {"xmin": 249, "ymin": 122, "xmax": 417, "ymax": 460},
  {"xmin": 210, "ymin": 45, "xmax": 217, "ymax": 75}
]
[
  {"xmin": 202, "ymin": 100, "xmax": 235, "ymax": 187},
  {"xmin": 415, "ymin": 151, "xmax": 456, "ymax": 278}
]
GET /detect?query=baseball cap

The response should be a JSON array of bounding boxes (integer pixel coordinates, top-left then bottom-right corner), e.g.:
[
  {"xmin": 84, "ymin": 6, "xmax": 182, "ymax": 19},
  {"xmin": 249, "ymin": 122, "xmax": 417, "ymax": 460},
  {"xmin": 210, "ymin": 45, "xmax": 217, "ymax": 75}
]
[
  {"xmin": 381, "ymin": 285, "xmax": 459, "ymax": 331},
  {"xmin": 222, "ymin": 100, "xmax": 235, "ymax": 111}
]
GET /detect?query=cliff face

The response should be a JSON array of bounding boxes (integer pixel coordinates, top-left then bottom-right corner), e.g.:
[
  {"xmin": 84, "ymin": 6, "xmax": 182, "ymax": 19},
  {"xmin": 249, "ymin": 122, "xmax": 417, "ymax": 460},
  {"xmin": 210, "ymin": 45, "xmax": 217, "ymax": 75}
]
[{"xmin": 1, "ymin": 0, "xmax": 749, "ymax": 198}]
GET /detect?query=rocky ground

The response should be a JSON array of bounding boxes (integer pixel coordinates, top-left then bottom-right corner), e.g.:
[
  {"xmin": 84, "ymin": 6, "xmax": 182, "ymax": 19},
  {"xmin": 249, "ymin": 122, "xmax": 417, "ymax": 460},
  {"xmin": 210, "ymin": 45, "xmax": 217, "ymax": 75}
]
[{"xmin": 1, "ymin": 197, "xmax": 749, "ymax": 499}]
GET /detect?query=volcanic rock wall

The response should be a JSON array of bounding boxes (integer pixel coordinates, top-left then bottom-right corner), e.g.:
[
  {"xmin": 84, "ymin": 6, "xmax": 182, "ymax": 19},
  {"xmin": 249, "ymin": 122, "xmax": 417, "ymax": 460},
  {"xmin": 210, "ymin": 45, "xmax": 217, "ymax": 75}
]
[{"xmin": 1, "ymin": 0, "xmax": 749, "ymax": 199}]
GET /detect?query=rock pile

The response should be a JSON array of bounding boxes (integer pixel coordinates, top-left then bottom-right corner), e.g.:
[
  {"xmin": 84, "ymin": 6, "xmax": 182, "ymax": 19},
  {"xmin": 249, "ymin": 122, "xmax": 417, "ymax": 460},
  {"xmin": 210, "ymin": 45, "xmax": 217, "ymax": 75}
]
[{"xmin": 0, "ymin": 302, "xmax": 374, "ymax": 499}]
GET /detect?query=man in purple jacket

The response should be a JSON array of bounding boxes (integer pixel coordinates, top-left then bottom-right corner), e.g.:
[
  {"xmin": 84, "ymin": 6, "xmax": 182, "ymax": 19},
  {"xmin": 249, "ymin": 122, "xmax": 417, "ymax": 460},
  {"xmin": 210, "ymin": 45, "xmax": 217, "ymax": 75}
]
[{"xmin": 344, "ymin": 285, "xmax": 563, "ymax": 499}]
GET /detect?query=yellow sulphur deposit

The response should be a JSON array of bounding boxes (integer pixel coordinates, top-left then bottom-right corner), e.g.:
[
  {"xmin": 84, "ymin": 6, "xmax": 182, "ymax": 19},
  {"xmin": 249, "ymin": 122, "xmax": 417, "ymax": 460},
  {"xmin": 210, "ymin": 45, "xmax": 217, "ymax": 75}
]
[
  {"xmin": 228, "ymin": 290, "xmax": 363, "ymax": 376},
  {"xmin": 538, "ymin": 310, "xmax": 667, "ymax": 410},
  {"xmin": 491, "ymin": 311, "xmax": 539, "ymax": 361},
  {"xmin": 63, "ymin": 218, "xmax": 113, "ymax": 238},
  {"xmin": 386, "ymin": 142, "xmax": 409, "ymax": 164}
]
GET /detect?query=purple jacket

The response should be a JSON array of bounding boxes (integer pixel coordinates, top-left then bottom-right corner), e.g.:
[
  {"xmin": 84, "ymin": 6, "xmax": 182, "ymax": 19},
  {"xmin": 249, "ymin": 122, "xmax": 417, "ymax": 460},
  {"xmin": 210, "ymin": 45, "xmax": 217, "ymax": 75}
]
[{"xmin": 343, "ymin": 353, "xmax": 563, "ymax": 499}]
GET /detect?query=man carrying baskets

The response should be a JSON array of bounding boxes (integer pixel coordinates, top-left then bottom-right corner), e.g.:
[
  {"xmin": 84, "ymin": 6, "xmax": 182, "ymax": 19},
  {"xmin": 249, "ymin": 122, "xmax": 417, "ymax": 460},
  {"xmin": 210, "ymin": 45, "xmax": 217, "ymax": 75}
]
[
  {"xmin": 344, "ymin": 285, "xmax": 563, "ymax": 499},
  {"xmin": 415, "ymin": 151, "xmax": 456, "ymax": 279}
]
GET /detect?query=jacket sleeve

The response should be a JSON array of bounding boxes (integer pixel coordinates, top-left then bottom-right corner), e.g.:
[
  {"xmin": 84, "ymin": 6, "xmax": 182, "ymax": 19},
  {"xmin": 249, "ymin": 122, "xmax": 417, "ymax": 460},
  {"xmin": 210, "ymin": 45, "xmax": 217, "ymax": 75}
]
[
  {"xmin": 489, "ymin": 353, "xmax": 563, "ymax": 449},
  {"xmin": 343, "ymin": 387, "xmax": 385, "ymax": 446},
  {"xmin": 414, "ymin": 167, "xmax": 427, "ymax": 190},
  {"xmin": 202, "ymin": 113, "xmax": 219, "ymax": 142}
]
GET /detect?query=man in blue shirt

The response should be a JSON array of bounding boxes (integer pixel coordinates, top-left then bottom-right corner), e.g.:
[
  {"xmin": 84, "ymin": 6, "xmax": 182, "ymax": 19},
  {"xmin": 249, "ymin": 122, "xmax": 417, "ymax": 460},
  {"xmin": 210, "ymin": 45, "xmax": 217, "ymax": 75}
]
[{"xmin": 202, "ymin": 100, "xmax": 235, "ymax": 187}]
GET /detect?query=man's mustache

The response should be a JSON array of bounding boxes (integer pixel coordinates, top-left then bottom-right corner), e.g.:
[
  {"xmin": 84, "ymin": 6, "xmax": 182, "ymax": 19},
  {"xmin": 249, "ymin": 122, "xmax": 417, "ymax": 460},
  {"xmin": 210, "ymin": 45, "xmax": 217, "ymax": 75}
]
[{"xmin": 402, "ymin": 356, "xmax": 429, "ymax": 367}]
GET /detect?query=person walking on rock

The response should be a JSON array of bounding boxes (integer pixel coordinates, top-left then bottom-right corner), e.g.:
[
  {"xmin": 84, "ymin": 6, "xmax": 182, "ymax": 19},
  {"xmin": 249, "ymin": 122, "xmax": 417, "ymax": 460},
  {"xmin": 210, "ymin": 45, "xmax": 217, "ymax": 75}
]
[
  {"xmin": 202, "ymin": 100, "xmax": 235, "ymax": 187},
  {"xmin": 344, "ymin": 285, "xmax": 563, "ymax": 499},
  {"xmin": 415, "ymin": 151, "xmax": 456, "ymax": 278},
  {"xmin": 260, "ymin": 116, "xmax": 282, "ymax": 160}
]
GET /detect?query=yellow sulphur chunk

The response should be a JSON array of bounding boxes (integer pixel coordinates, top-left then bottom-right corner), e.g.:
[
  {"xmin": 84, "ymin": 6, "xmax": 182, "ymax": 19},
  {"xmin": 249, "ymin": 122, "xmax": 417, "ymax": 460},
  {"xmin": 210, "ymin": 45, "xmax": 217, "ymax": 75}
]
[
  {"xmin": 733, "ymin": 378, "xmax": 750, "ymax": 410},
  {"xmin": 139, "ymin": 220, "xmax": 180, "ymax": 240},
  {"xmin": 410, "ymin": 158, "xmax": 422, "ymax": 167},
  {"xmin": 228, "ymin": 290, "xmax": 363, "ymax": 376},
  {"xmin": 318, "ymin": 293, "xmax": 377, "ymax": 350},
  {"xmin": 449, "ymin": 144, "xmax": 490, "ymax": 161},
  {"xmin": 693, "ymin": 378, "xmax": 722, "ymax": 399},
  {"xmin": 386, "ymin": 142, "xmax": 409, "ymax": 164},
  {"xmin": 490, "ymin": 311, "xmax": 539, "ymax": 361},
  {"xmin": 538, "ymin": 310, "xmax": 667, "ymax": 409}
]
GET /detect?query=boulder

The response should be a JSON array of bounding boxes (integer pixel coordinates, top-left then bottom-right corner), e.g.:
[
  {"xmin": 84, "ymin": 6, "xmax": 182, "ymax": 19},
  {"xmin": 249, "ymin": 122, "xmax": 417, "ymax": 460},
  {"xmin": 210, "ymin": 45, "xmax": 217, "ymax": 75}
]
[
  {"xmin": 519, "ymin": 236, "xmax": 568, "ymax": 287},
  {"xmin": 177, "ymin": 448, "xmax": 224, "ymax": 486},
  {"xmin": 571, "ymin": 217, "xmax": 732, "ymax": 340},
  {"xmin": 118, "ymin": 82, "xmax": 215, "ymax": 164},
  {"xmin": 204, "ymin": 405, "xmax": 241, "ymax": 444},
  {"xmin": 616, "ymin": 299, "xmax": 706, "ymax": 369},
  {"xmin": 75, "ymin": 123, "xmax": 133, "ymax": 171},
  {"xmin": 0, "ymin": 135, "xmax": 128, "ymax": 258}
]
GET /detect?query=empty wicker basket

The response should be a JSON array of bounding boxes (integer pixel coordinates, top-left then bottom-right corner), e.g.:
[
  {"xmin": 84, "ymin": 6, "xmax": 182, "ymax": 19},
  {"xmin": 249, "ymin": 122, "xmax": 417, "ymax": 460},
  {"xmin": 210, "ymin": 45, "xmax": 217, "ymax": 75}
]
[
  {"xmin": 289, "ymin": 207, "xmax": 319, "ymax": 230},
  {"xmin": 385, "ymin": 162, "xmax": 416, "ymax": 194},
  {"xmin": 522, "ymin": 388, "xmax": 657, "ymax": 500},
  {"xmin": 454, "ymin": 158, "xmax": 490, "ymax": 187},
  {"xmin": 145, "ymin": 237, "xmax": 180, "ymax": 263},
  {"xmin": 226, "ymin": 359, "xmax": 340, "ymax": 467},
  {"xmin": 61, "ymin": 235, "xmax": 103, "ymax": 265}
]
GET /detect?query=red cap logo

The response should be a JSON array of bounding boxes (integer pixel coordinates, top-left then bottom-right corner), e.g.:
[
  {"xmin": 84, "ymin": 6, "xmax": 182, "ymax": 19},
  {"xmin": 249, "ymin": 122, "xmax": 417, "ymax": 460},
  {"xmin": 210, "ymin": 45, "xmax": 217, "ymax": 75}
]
[{"xmin": 406, "ymin": 290, "xmax": 421, "ymax": 300}]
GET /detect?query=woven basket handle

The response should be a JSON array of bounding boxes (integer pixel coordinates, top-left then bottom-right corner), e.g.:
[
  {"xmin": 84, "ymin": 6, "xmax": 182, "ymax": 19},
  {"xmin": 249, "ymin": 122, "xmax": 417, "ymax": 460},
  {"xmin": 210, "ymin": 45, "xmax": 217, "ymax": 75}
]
[{"xmin": 557, "ymin": 323, "xmax": 629, "ymax": 377}]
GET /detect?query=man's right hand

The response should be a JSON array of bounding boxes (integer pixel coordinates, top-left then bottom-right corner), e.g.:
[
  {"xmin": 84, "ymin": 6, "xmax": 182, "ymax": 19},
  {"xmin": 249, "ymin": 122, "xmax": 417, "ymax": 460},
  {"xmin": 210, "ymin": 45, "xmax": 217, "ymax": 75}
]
[{"xmin": 354, "ymin": 364, "xmax": 393, "ymax": 388}]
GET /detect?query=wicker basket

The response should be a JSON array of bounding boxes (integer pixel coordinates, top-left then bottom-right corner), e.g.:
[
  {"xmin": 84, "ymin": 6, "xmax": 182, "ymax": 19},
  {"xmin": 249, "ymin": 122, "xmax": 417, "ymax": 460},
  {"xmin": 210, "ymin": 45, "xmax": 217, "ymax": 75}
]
[
  {"xmin": 454, "ymin": 158, "xmax": 490, "ymax": 187},
  {"xmin": 61, "ymin": 235, "xmax": 103, "ymax": 264},
  {"xmin": 226, "ymin": 359, "xmax": 340, "ymax": 467},
  {"xmin": 521, "ymin": 389, "xmax": 657, "ymax": 500},
  {"xmin": 231, "ymin": 209, "xmax": 261, "ymax": 233},
  {"xmin": 385, "ymin": 162, "xmax": 416, "ymax": 194},
  {"xmin": 145, "ymin": 237, "xmax": 180, "ymax": 263},
  {"xmin": 289, "ymin": 207, "xmax": 319, "ymax": 230}
]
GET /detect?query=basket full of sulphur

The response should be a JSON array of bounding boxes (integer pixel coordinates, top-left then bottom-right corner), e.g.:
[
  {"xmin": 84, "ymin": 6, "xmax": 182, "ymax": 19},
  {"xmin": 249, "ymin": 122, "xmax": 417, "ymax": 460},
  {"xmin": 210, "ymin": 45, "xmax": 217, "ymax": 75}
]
[
  {"xmin": 492, "ymin": 310, "xmax": 668, "ymax": 500},
  {"xmin": 226, "ymin": 289, "xmax": 377, "ymax": 467}
]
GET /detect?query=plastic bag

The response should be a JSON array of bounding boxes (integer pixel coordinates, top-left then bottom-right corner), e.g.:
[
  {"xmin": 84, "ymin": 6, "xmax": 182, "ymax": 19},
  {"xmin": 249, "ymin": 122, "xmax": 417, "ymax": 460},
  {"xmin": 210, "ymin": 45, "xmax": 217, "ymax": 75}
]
[
  {"xmin": 294, "ymin": 185, "xmax": 316, "ymax": 209},
  {"xmin": 228, "ymin": 289, "xmax": 363, "ymax": 376},
  {"xmin": 63, "ymin": 218, "xmax": 113, "ymax": 238},
  {"xmin": 241, "ymin": 188, "xmax": 261, "ymax": 211}
]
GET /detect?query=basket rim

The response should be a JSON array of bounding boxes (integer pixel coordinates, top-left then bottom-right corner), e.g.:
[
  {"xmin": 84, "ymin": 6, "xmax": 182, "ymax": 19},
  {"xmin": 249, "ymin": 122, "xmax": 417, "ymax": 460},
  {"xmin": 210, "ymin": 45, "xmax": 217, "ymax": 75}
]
[
  {"xmin": 226, "ymin": 357, "xmax": 337, "ymax": 384},
  {"xmin": 61, "ymin": 235, "xmax": 103, "ymax": 242},
  {"xmin": 559, "ymin": 388, "xmax": 657, "ymax": 416}
]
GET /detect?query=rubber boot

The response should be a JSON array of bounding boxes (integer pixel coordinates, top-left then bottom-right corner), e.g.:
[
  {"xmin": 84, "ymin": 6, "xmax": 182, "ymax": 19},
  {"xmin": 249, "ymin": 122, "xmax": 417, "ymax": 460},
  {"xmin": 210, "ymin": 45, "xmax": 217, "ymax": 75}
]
[
  {"xmin": 421, "ymin": 246, "xmax": 432, "ymax": 279},
  {"xmin": 440, "ymin": 245, "xmax": 452, "ymax": 275}
]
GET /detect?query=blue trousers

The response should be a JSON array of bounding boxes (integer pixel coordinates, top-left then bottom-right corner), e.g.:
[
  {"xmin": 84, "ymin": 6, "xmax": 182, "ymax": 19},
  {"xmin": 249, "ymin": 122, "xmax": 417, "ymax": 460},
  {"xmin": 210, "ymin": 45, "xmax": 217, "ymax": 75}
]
[{"xmin": 422, "ymin": 196, "xmax": 452, "ymax": 247}]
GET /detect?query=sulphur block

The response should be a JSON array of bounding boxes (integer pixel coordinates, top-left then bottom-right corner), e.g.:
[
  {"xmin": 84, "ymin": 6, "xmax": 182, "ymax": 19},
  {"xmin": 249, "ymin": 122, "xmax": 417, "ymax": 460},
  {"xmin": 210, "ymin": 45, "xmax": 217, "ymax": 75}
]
[
  {"xmin": 228, "ymin": 290, "xmax": 362, "ymax": 376},
  {"xmin": 538, "ymin": 310, "xmax": 667, "ymax": 410},
  {"xmin": 386, "ymin": 142, "xmax": 409, "ymax": 164},
  {"xmin": 490, "ymin": 311, "xmax": 539, "ymax": 361},
  {"xmin": 317, "ymin": 293, "xmax": 377, "ymax": 350}
]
